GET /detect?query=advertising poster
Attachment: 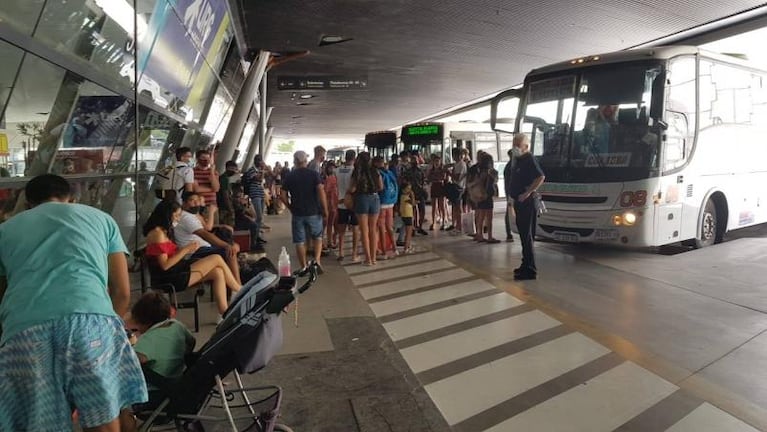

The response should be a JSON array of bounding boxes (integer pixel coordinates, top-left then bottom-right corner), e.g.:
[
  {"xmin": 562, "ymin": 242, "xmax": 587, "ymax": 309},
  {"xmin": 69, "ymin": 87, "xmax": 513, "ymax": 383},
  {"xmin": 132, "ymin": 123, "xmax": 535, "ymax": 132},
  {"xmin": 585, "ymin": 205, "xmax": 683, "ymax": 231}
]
[
  {"xmin": 59, "ymin": 96, "xmax": 135, "ymax": 148},
  {"xmin": 139, "ymin": 0, "xmax": 229, "ymax": 102}
]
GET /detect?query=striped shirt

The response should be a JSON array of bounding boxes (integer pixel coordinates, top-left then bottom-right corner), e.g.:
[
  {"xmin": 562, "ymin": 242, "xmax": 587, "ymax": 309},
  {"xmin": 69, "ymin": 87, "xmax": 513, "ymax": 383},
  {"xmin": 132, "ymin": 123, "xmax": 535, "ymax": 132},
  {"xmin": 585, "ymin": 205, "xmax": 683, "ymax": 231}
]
[
  {"xmin": 193, "ymin": 167, "xmax": 217, "ymax": 206},
  {"xmin": 243, "ymin": 167, "xmax": 265, "ymax": 200}
]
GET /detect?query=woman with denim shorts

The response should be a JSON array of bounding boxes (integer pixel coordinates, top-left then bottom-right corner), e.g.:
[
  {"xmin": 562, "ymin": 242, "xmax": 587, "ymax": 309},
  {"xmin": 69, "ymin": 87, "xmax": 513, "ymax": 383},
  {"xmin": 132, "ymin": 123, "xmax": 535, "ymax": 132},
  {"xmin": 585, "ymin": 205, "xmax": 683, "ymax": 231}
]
[{"xmin": 348, "ymin": 152, "xmax": 383, "ymax": 266}]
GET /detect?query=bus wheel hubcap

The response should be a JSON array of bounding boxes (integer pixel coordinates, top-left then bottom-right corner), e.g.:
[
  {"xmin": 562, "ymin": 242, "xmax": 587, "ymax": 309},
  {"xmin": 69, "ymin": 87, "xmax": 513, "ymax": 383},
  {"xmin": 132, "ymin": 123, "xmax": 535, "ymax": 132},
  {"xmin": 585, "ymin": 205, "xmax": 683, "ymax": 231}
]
[{"xmin": 702, "ymin": 213, "xmax": 715, "ymax": 240}]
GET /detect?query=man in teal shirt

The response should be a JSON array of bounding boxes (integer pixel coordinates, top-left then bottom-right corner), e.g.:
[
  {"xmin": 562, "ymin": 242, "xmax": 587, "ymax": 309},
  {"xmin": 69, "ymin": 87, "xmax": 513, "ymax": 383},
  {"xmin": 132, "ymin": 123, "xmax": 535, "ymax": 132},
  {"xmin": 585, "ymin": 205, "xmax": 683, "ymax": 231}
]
[{"xmin": 0, "ymin": 174, "xmax": 147, "ymax": 431}]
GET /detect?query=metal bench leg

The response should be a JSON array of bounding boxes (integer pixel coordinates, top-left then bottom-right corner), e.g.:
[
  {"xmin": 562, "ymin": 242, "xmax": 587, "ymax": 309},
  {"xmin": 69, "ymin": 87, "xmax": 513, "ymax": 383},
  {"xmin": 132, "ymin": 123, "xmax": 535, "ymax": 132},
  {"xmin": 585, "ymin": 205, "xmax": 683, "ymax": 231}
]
[{"xmin": 193, "ymin": 293, "xmax": 200, "ymax": 333}]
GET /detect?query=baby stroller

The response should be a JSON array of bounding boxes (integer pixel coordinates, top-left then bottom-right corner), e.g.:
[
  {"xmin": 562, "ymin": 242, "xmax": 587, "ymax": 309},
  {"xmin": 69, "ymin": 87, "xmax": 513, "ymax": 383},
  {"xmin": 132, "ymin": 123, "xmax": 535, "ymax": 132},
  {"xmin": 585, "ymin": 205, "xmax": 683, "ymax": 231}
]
[{"xmin": 137, "ymin": 259, "xmax": 319, "ymax": 432}]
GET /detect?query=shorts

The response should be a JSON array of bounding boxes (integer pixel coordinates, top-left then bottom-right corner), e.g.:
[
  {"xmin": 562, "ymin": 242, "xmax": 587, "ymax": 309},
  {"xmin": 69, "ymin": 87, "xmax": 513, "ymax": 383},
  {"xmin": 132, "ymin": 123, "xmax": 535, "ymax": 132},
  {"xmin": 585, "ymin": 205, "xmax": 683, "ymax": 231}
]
[
  {"xmin": 430, "ymin": 182, "xmax": 446, "ymax": 198},
  {"xmin": 292, "ymin": 214, "xmax": 323, "ymax": 244},
  {"xmin": 445, "ymin": 184, "xmax": 463, "ymax": 205},
  {"xmin": 401, "ymin": 217, "xmax": 413, "ymax": 226},
  {"xmin": 0, "ymin": 314, "xmax": 147, "ymax": 431},
  {"xmin": 355, "ymin": 193, "xmax": 380, "ymax": 215},
  {"xmin": 336, "ymin": 208, "xmax": 358, "ymax": 226},
  {"xmin": 477, "ymin": 198, "xmax": 494, "ymax": 210}
]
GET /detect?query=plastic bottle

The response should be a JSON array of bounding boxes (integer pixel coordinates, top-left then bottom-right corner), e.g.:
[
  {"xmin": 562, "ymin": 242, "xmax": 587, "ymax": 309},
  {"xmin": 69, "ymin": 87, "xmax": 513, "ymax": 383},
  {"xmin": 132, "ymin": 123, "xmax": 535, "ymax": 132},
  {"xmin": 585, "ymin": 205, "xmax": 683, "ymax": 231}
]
[{"xmin": 278, "ymin": 247, "xmax": 291, "ymax": 277}]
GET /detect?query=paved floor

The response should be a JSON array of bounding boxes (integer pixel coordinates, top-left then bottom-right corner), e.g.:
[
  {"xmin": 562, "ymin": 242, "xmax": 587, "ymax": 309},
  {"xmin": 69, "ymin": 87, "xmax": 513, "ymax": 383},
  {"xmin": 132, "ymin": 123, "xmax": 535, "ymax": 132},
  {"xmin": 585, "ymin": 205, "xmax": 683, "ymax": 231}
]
[{"xmin": 149, "ymin": 209, "xmax": 767, "ymax": 431}]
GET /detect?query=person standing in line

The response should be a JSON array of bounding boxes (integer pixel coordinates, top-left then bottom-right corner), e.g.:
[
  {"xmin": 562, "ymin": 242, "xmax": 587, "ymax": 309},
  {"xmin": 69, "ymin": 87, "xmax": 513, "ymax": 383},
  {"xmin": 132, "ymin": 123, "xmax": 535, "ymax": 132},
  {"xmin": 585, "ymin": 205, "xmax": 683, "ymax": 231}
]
[
  {"xmin": 280, "ymin": 151, "xmax": 329, "ymax": 270},
  {"xmin": 374, "ymin": 156, "xmax": 398, "ymax": 259},
  {"xmin": 348, "ymin": 152, "xmax": 383, "ymax": 266},
  {"xmin": 426, "ymin": 154, "xmax": 448, "ymax": 231},
  {"xmin": 402, "ymin": 155, "xmax": 428, "ymax": 236},
  {"xmin": 0, "ymin": 174, "xmax": 147, "ymax": 431},
  {"xmin": 510, "ymin": 134, "xmax": 545, "ymax": 280},
  {"xmin": 473, "ymin": 152, "xmax": 500, "ymax": 244},
  {"xmin": 335, "ymin": 150, "xmax": 360, "ymax": 262},
  {"xmin": 243, "ymin": 154, "xmax": 267, "ymax": 243},
  {"xmin": 307, "ymin": 145, "xmax": 326, "ymax": 174},
  {"xmin": 323, "ymin": 161, "xmax": 339, "ymax": 249},
  {"xmin": 503, "ymin": 148, "xmax": 516, "ymax": 243},
  {"xmin": 399, "ymin": 179, "xmax": 416, "ymax": 253},
  {"xmin": 447, "ymin": 147, "xmax": 468, "ymax": 235}
]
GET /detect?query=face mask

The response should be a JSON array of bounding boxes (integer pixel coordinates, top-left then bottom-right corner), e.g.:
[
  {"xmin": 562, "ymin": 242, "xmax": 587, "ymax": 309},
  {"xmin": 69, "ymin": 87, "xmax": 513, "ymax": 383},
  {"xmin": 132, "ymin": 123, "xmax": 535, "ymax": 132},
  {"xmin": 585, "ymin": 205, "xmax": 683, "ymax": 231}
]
[
  {"xmin": 188, "ymin": 206, "xmax": 202, "ymax": 214},
  {"xmin": 511, "ymin": 147, "xmax": 522, "ymax": 157}
]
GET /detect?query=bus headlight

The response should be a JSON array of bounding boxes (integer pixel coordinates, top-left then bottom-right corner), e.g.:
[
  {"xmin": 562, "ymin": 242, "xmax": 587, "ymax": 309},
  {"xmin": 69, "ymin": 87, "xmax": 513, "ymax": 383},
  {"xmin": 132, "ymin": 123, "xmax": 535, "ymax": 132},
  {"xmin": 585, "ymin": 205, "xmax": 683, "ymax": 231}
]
[
  {"xmin": 622, "ymin": 212, "xmax": 637, "ymax": 226},
  {"xmin": 612, "ymin": 212, "xmax": 638, "ymax": 226}
]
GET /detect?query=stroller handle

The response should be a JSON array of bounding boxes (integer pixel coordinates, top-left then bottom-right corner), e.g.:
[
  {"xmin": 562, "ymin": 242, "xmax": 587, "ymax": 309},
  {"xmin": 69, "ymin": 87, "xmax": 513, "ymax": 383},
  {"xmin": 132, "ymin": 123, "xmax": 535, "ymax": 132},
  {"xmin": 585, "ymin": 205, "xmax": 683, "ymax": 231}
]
[
  {"xmin": 293, "ymin": 262, "xmax": 319, "ymax": 294},
  {"xmin": 267, "ymin": 262, "xmax": 320, "ymax": 314}
]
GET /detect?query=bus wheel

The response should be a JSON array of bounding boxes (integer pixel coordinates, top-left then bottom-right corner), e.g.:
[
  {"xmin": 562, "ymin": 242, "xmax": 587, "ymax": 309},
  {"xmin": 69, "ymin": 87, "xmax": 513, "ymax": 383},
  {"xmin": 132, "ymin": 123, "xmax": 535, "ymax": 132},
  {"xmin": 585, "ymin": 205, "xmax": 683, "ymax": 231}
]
[{"xmin": 695, "ymin": 200, "xmax": 717, "ymax": 248}]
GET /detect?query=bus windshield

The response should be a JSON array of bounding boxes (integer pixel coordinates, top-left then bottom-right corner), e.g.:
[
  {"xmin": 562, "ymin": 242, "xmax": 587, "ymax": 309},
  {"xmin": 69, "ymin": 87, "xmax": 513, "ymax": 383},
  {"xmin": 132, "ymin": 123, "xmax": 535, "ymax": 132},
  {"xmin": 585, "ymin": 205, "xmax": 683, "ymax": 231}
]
[{"xmin": 522, "ymin": 61, "xmax": 664, "ymax": 182}]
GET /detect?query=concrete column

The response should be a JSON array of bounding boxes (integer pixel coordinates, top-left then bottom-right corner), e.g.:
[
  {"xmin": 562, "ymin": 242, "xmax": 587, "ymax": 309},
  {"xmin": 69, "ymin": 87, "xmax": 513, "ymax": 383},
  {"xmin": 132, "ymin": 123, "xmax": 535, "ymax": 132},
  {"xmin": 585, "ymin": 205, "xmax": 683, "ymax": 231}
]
[
  {"xmin": 262, "ymin": 127, "xmax": 274, "ymax": 157},
  {"xmin": 258, "ymin": 70, "xmax": 268, "ymax": 157},
  {"xmin": 243, "ymin": 107, "xmax": 272, "ymax": 169},
  {"xmin": 216, "ymin": 50, "xmax": 270, "ymax": 171}
]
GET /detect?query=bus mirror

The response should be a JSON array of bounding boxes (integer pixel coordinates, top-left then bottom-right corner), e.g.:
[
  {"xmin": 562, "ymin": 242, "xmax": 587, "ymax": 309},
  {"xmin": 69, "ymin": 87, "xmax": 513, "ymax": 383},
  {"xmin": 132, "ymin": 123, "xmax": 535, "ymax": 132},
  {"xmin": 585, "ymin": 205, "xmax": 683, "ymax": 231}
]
[
  {"xmin": 649, "ymin": 72, "xmax": 666, "ymax": 120},
  {"xmin": 490, "ymin": 89, "xmax": 520, "ymax": 133}
]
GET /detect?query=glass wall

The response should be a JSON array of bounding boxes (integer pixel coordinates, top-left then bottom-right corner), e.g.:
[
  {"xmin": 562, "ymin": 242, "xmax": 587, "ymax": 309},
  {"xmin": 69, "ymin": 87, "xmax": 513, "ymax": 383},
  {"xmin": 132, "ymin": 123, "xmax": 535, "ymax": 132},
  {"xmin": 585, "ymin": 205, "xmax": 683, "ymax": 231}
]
[{"xmin": 0, "ymin": 0, "xmax": 245, "ymax": 250}]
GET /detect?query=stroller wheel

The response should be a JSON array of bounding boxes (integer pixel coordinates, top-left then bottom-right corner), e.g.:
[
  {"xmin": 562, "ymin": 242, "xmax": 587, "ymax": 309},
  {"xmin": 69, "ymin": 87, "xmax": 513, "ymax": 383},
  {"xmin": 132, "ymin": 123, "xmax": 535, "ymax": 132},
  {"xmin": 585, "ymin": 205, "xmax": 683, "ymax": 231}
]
[{"xmin": 273, "ymin": 424, "xmax": 295, "ymax": 432}]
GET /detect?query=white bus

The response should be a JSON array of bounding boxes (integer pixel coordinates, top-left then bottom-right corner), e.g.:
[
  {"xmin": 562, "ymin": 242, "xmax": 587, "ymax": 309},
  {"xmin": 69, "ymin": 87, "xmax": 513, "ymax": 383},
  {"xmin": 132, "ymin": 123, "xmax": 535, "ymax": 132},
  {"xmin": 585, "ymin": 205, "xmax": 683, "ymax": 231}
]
[{"xmin": 491, "ymin": 46, "xmax": 767, "ymax": 247}]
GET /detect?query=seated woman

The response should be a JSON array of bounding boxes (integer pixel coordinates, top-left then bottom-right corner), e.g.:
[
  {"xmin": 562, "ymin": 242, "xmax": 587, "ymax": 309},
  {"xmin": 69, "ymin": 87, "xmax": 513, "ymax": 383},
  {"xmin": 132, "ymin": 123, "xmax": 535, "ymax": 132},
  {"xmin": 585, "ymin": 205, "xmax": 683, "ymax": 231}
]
[{"xmin": 143, "ymin": 201, "xmax": 241, "ymax": 317}]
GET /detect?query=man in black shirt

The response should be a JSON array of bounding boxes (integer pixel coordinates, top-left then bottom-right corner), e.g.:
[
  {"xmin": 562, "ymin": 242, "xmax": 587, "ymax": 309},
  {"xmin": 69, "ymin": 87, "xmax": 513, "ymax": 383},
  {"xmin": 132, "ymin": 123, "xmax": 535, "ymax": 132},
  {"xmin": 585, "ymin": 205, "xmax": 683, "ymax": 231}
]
[
  {"xmin": 509, "ymin": 134, "xmax": 545, "ymax": 280},
  {"xmin": 281, "ymin": 151, "xmax": 329, "ymax": 269}
]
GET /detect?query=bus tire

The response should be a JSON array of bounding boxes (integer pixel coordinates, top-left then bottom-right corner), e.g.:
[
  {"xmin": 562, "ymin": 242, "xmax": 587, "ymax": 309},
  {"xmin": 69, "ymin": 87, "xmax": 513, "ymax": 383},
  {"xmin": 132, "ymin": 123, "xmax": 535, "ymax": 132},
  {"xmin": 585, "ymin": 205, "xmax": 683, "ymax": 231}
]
[{"xmin": 694, "ymin": 200, "xmax": 717, "ymax": 248}]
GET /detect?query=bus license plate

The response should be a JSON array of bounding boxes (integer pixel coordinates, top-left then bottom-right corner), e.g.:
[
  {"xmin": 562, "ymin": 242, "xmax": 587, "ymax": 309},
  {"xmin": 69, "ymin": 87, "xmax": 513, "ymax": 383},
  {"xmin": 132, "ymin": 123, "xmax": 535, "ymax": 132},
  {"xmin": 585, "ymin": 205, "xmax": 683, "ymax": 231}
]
[
  {"xmin": 595, "ymin": 229, "xmax": 619, "ymax": 241},
  {"xmin": 553, "ymin": 231, "xmax": 580, "ymax": 243}
]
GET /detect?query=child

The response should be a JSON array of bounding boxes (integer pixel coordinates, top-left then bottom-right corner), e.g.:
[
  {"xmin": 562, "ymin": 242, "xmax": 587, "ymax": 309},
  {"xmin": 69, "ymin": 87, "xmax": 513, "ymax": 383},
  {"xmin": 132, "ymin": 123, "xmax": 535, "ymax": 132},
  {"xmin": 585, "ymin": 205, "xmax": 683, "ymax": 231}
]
[
  {"xmin": 323, "ymin": 162, "xmax": 339, "ymax": 248},
  {"xmin": 399, "ymin": 180, "xmax": 415, "ymax": 253},
  {"xmin": 128, "ymin": 291, "xmax": 196, "ymax": 386}
]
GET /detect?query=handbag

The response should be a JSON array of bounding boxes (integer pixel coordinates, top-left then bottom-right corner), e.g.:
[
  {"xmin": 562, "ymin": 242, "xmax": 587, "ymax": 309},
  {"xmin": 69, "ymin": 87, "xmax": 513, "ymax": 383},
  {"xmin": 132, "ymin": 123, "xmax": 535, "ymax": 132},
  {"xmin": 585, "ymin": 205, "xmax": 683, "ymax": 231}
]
[
  {"xmin": 462, "ymin": 210, "xmax": 476, "ymax": 235},
  {"xmin": 533, "ymin": 192, "xmax": 547, "ymax": 216}
]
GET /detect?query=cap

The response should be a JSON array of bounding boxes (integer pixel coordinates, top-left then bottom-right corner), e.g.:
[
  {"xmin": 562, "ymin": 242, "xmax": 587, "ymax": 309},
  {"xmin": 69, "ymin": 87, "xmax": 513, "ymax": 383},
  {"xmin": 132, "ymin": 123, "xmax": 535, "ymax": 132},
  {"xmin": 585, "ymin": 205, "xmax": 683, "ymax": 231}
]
[{"xmin": 294, "ymin": 150, "xmax": 309, "ymax": 163}]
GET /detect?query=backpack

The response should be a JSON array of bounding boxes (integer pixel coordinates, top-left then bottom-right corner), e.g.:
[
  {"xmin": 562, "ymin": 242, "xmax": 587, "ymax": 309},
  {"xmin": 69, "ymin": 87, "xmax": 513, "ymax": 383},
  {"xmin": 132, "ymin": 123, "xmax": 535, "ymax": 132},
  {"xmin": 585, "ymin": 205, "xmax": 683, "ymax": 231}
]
[
  {"xmin": 467, "ymin": 169, "xmax": 489, "ymax": 203},
  {"xmin": 154, "ymin": 162, "xmax": 190, "ymax": 202},
  {"xmin": 379, "ymin": 169, "xmax": 399, "ymax": 205}
]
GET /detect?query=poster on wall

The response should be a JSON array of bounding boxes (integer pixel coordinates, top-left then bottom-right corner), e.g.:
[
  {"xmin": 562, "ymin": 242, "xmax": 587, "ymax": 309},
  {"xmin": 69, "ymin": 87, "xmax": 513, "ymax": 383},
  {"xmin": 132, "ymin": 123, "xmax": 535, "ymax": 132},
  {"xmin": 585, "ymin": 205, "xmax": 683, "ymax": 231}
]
[
  {"xmin": 138, "ymin": 0, "xmax": 229, "ymax": 102},
  {"xmin": 55, "ymin": 96, "xmax": 135, "ymax": 148}
]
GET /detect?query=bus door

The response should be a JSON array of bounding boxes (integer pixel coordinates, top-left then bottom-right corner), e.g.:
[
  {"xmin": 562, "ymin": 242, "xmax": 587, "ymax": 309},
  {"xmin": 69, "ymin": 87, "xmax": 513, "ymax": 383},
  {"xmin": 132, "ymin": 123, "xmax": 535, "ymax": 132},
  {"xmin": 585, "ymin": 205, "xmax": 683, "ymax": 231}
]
[{"xmin": 654, "ymin": 57, "xmax": 695, "ymax": 245}]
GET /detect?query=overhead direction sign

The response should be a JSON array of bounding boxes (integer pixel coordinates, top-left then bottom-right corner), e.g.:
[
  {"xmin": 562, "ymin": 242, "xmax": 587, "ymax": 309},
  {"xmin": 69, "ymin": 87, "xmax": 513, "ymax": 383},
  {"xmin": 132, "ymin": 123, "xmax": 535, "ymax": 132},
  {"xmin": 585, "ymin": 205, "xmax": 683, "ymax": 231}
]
[{"xmin": 277, "ymin": 76, "xmax": 368, "ymax": 90}]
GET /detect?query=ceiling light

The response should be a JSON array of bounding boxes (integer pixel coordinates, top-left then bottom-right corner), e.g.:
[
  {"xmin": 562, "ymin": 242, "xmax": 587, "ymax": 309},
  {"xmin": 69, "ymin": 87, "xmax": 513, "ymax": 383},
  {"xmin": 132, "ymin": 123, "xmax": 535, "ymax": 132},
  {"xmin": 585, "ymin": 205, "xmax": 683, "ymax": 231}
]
[
  {"xmin": 319, "ymin": 35, "xmax": 353, "ymax": 47},
  {"xmin": 291, "ymin": 115, "xmax": 302, "ymax": 119},
  {"xmin": 296, "ymin": 102, "xmax": 313, "ymax": 106},
  {"xmin": 299, "ymin": 94, "xmax": 314, "ymax": 99}
]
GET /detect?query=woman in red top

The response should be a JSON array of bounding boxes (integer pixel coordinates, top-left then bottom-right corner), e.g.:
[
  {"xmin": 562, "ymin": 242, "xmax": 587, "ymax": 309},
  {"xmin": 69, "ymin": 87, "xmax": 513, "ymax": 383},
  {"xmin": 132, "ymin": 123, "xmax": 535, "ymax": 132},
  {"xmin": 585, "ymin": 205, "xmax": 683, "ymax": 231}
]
[
  {"xmin": 323, "ymin": 161, "xmax": 339, "ymax": 249},
  {"xmin": 143, "ymin": 201, "xmax": 241, "ymax": 316}
]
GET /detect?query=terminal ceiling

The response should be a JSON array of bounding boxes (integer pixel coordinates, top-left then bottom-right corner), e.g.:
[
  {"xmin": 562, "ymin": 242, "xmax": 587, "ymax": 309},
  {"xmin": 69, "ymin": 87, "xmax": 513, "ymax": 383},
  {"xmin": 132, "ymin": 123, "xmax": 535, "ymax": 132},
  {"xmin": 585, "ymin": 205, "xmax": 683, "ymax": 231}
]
[{"xmin": 235, "ymin": 0, "xmax": 767, "ymax": 140}]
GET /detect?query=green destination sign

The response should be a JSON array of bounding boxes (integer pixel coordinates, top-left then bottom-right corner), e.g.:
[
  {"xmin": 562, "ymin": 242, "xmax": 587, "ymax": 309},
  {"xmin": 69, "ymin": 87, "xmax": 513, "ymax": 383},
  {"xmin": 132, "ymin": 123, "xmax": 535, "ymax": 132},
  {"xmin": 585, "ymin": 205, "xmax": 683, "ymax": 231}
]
[
  {"xmin": 406, "ymin": 125, "xmax": 440, "ymax": 136},
  {"xmin": 401, "ymin": 123, "xmax": 444, "ymax": 144}
]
